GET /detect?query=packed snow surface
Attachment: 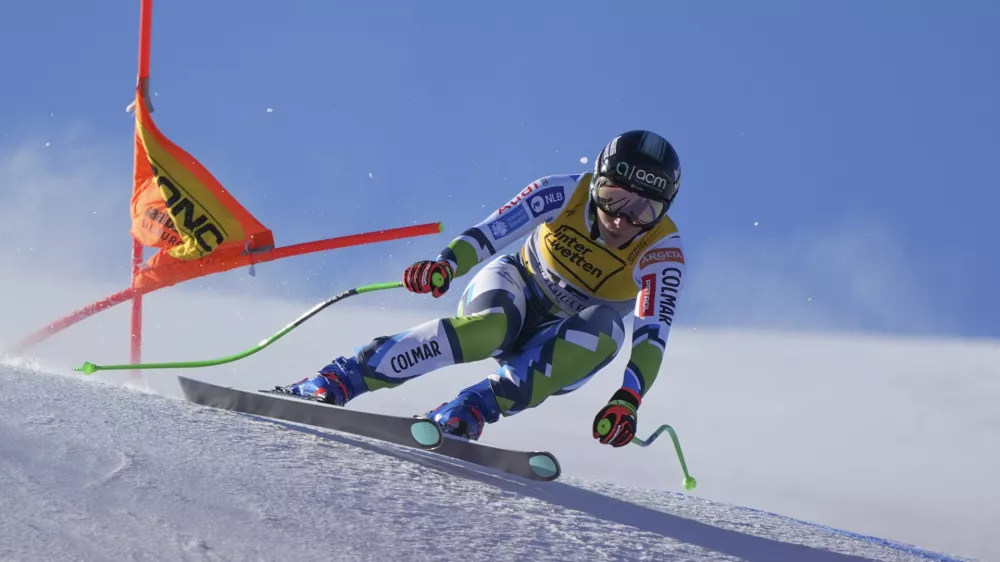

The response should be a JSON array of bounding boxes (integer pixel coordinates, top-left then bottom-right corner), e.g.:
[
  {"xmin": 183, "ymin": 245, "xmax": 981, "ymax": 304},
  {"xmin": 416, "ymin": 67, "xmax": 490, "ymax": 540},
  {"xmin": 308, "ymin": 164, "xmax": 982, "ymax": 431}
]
[{"xmin": 0, "ymin": 356, "xmax": 983, "ymax": 561}]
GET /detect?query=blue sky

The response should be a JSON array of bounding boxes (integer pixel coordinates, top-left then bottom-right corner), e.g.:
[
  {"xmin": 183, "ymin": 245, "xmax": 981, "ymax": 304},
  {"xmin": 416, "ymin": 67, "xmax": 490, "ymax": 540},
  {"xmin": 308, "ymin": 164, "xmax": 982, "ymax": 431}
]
[{"xmin": 2, "ymin": 1, "xmax": 998, "ymax": 339}]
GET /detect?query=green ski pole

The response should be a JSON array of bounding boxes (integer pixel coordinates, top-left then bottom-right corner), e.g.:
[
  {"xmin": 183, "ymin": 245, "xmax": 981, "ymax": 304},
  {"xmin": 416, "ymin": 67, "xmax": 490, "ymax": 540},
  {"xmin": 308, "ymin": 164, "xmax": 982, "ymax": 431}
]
[
  {"xmin": 632, "ymin": 424, "xmax": 698, "ymax": 490},
  {"xmin": 74, "ymin": 280, "xmax": 404, "ymax": 376}
]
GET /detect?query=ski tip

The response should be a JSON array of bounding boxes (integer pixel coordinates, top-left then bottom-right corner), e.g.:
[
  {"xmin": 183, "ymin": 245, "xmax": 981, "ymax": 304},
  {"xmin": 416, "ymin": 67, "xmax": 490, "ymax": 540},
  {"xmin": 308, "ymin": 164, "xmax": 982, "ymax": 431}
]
[
  {"xmin": 528, "ymin": 453, "xmax": 561, "ymax": 481},
  {"xmin": 411, "ymin": 419, "xmax": 444, "ymax": 448}
]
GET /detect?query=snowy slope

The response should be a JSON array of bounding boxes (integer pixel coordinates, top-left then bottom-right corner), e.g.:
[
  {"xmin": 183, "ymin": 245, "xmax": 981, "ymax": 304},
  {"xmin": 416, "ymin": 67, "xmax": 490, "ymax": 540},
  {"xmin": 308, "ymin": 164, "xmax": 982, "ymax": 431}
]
[
  {"xmin": 2, "ymin": 258, "xmax": 998, "ymax": 561},
  {"xmin": 0, "ymin": 359, "xmax": 975, "ymax": 562}
]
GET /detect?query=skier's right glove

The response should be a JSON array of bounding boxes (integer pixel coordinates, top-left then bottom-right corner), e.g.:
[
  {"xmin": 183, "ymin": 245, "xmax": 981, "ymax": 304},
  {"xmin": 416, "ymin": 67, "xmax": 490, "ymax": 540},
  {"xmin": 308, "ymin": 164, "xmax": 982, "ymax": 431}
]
[{"xmin": 402, "ymin": 260, "xmax": 455, "ymax": 298}]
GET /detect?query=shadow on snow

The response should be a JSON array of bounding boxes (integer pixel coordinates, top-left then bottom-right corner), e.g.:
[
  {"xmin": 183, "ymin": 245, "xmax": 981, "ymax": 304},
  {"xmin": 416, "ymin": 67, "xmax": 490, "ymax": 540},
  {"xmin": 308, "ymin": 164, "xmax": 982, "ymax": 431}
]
[{"xmin": 251, "ymin": 413, "xmax": 874, "ymax": 562}]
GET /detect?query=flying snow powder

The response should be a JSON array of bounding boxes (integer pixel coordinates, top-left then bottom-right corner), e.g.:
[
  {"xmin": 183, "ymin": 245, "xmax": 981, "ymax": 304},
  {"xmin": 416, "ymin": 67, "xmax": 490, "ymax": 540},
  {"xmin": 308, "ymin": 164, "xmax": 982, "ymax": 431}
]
[{"xmin": 580, "ymin": 157, "xmax": 589, "ymax": 164}]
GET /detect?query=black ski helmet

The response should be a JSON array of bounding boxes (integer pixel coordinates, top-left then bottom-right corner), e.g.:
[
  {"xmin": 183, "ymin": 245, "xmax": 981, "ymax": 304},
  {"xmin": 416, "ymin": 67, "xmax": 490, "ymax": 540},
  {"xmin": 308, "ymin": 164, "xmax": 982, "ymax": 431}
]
[{"xmin": 591, "ymin": 130, "xmax": 682, "ymax": 214}]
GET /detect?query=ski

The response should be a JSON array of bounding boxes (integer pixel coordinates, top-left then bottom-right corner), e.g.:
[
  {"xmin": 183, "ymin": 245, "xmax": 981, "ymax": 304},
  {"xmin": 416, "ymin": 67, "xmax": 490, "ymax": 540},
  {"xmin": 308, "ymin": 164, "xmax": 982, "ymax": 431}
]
[
  {"xmin": 177, "ymin": 376, "xmax": 444, "ymax": 450},
  {"xmin": 428, "ymin": 434, "xmax": 562, "ymax": 482},
  {"xmin": 177, "ymin": 376, "xmax": 561, "ymax": 482}
]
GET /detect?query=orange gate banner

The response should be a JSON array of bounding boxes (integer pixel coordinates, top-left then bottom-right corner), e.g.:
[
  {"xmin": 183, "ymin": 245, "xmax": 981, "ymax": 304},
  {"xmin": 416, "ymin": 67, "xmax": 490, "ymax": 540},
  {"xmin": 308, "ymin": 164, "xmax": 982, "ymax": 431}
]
[{"xmin": 129, "ymin": 87, "xmax": 275, "ymax": 292}]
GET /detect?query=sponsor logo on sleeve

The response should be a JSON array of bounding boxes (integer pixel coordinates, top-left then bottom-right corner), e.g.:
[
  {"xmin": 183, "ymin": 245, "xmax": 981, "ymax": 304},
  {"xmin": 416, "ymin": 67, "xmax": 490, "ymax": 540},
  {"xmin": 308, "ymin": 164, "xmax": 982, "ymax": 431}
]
[
  {"xmin": 498, "ymin": 181, "xmax": 541, "ymax": 215},
  {"xmin": 487, "ymin": 205, "xmax": 529, "ymax": 241},
  {"xmin": 657, "ymin": 267, "xmax": 682, "ymax": 326},
  {"xmin": 526, "ymin": 186, "xmax": 565, "ymax": 218},
  {"xmin": 639, "ymin": 247, "xmax": 684, "ymax": 269},
  {"xmin": 638, "ymin": 273, "xmax": 656, "ymax": 317}
]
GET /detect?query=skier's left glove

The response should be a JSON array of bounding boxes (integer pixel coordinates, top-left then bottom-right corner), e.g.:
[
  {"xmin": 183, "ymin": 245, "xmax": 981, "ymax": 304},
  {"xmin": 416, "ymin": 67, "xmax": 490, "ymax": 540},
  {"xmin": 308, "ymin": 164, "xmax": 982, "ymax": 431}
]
[
  {"xmin": 592, "ymin": 387, "xmax": 640, "ymax": 448},
  {"xmin": 402, "ymin": 259, "xmax": 455, "ymax": 298}
]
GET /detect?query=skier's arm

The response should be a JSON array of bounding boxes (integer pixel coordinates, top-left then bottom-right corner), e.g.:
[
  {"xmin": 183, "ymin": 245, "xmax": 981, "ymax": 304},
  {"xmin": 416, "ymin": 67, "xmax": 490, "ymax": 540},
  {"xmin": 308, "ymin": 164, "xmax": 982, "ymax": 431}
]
[
  {"xmin": 436, "ymin": 176, "xmax": 573, "ymax": 277},
  {"xmin": 622, "ymin": 237, "xmax": 686, "ymax": 399},
  {"xmin": 593, "ymin": 237, "xmax": 686, "ymax": 446}
]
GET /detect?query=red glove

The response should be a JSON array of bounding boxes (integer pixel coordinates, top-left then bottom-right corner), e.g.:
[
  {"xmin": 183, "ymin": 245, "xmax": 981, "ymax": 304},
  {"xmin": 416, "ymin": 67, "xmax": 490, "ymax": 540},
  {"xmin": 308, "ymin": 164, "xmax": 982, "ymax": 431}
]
[
  {"xmin": 402, "ymin": 260, "xmax": 455, "ymax": 298},
  {"xmin": 593, "ymin": 388, "xmax": 641, "ymax": 447}
]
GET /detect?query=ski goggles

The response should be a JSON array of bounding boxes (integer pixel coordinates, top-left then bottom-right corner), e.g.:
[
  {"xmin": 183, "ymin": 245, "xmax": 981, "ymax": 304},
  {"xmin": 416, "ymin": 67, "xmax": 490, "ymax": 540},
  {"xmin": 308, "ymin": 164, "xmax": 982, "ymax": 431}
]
[{"xmin": 592, "ymin": 176, "xmax": 667, "ymax": 227}]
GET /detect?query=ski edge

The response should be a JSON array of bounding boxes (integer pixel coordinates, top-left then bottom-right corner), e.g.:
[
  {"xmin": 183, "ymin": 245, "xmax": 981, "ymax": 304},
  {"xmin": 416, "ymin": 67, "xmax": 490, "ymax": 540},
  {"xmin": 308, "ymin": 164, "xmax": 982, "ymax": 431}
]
[{"xmin": 436, "ymin": 434, "xmax": 562, "ymax": 482}]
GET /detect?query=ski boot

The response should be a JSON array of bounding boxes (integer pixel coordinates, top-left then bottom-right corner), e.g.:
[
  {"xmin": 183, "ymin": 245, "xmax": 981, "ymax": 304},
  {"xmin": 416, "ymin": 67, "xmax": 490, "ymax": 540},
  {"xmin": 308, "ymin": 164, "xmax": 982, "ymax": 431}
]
[
  {"xmin": 276, "ymin": 356, "xmax": 369, "ymax": 406},
  {"xmin": 426, "ymin": 379, "xmax": 502, "ymax": 441}
]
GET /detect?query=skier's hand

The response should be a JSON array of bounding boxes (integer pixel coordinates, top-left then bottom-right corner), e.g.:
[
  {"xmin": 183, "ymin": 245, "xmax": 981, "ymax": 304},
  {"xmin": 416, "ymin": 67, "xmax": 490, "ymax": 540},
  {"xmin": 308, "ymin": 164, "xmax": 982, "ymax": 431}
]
[
  {"xmin": 593, "ymin": 388, "xmax": 641, "ymax": 448},
  {"xmin": 403, "ymin": 260, "xmax": 455, "ymax": 298}
]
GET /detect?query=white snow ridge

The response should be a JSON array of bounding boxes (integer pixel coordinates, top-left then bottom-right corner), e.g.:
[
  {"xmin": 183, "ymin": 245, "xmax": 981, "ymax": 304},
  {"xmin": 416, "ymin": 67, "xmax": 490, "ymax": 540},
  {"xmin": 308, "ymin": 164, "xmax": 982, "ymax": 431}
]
[{"xmin": 0, "ymin": 361, "xmax": 976, "ymax": 562}]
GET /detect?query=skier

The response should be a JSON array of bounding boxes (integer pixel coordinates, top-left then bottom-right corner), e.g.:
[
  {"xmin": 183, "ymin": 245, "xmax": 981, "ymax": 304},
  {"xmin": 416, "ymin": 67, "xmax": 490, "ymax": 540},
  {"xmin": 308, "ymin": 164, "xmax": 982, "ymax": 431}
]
[{"xmin": 278, "ymin": 129, "xmax": 686, "ymax": 448}]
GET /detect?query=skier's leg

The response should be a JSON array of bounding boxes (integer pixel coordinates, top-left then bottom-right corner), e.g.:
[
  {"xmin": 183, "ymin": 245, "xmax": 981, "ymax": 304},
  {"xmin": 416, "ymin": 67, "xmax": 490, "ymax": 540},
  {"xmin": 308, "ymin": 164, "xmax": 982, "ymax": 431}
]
[
  {"xmin": 278, "ymin": 255, "xmax": 532, "ymax": 405},
  {"xmin": 427, "ymin": 303, "xmax": 625, "ymax": 439},
  {"xmin": 492, "ymin": 304, "xmax": 626, "ymax": 414}
]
